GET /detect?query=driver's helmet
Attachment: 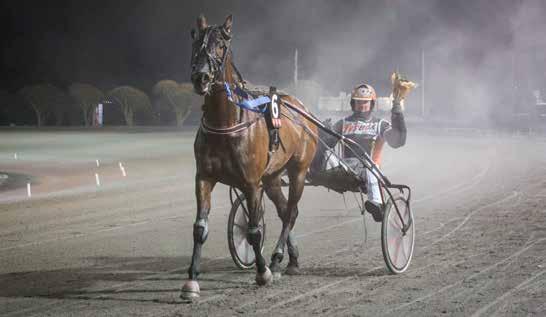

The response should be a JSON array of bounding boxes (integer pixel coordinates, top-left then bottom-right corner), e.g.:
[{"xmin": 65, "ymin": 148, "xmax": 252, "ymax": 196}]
[{"xmin": 350, "ymin": 83, "xmax": 377, "ymax": 111}]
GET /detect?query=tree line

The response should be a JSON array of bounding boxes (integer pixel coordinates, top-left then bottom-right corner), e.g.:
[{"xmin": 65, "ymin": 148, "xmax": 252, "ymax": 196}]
[{"xmin": 0, "ymin": 80, "xmax": 201, "ymax": 127}]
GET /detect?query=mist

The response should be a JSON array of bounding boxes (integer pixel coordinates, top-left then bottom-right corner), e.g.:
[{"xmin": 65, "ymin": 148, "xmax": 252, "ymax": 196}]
[
  {"xmin": 227, "ymin": 0, "xmax": 546, "ymax": 127},
  {"xmin": 2, "ymin": 0, "xmax": 546, "ymax": 127}
]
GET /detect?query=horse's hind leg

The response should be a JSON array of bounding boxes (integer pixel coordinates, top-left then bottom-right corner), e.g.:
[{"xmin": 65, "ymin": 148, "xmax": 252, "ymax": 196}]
[
  {"xmin": 286, "ymin": 215, "xmax": 300, "ymax": 275},
  {"xmin": 244, "ymin": 186, "xmax": 272, "ymax": 286},
  {"xmin": 266, "ymin": 168, "xmax": 306, "ymax": 278},
  {"xmin": 263, "ymin": 174, "xmax": 289, "ymax": 278},
  {"xmin": 284, "ymin": 168, "xmax": 306, "ymax": 275},
  {"xmin": 181, "ymin": 176, "xmax": 215, "ymax": 300}
]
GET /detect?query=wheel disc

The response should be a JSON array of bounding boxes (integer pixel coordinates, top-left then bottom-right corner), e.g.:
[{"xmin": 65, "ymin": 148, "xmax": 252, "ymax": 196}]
[
  {"xmin": 233, "ymin": 206, "xmax": 255, "ymax": 265},
  {"xmin": 228, "ymin": 195, "xmax": 266, "ymax": 270},
  {"xmin": 382, "ymin": 196, "xmax": 415, "ymax": 274}
]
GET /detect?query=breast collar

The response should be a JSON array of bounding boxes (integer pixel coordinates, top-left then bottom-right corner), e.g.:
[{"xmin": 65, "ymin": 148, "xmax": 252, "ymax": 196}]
[{"xmin": 200, "ymin": 114, "xmax": 262, "ymax": 135}]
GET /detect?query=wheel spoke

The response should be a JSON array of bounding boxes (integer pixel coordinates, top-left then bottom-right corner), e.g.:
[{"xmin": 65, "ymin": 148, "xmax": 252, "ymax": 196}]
[
  {"xmin": 389, "ymin": 220, "xmax": 402, "ymax": 231},
  {"xmin": 235, "ymin": 235, "xmax": 254, "ymax": 264},
  {"xmin": 391, "ymin": 211, "xmax": 402, "ymax": 228},
  {"xmin": 236, "ymin": 236, "xmax": 246, "ymax": 249},
  {"xmin": 237, "ymin": 211, "xmax": 248, "ymax": 225},
  {"xmin": 388, "ymin": 237, "xmax": 399, "ymax": 246},
  {"xmin": 234, "ymin": 223, "xmax": 247, "ymax": 231},
  {"xmin": 244, "ymin": 242, "xmax": 249, "ymax": 263},
  {"xmin": 401, "ymin": 237, "xmax": 408, "ymax": 261},
  {"xmin": 398, "ymin": 207, "xmax": 409, "ymax": 223},
  {"xmin": 234, "ymin": 230, "xmax": 245, "ymax": 242},
  {"xmin": 404, "ymin": 231, "xmax": 413, "ymax": 261},
  {"xmin": 390, "ymin": 234, "xmax": 403, "ymax": 267},
  {"xmin": 242, "ymin": 206, "xmax": 250, "ymax": 219}
]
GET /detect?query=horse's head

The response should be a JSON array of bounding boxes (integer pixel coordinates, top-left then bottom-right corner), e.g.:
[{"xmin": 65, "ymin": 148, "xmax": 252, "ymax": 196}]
[{"xmin": 190, "ymin": 14, "xmax": 233, "ymax": 95}]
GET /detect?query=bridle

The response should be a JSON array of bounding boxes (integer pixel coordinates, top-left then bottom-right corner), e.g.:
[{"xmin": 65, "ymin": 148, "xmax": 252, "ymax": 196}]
[
  {"xmin": 192, "ymin": 26, "xmax": 255, "ymax": 135},
  {"xmin": 191, "ymin": 26, "xmax": 237, "ymax": 86},
  {"xmin": 192, "ymin": 25, "xmax": 247, "ymax": 90}
]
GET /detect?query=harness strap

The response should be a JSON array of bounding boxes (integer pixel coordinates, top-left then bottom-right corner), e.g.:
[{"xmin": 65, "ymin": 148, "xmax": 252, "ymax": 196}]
[
  {"xmin": 200, "ymin": 116, "xmax": 262, "ymax": 135},
  {"xmin": 224, "ymin": 83, "xmax": 271, "ymax": 113}
]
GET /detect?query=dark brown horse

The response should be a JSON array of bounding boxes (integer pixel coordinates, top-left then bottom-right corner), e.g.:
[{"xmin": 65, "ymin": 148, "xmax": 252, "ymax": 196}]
[{"xmin": 181, "ymin": 14, "xmax": 318, "ymax": 299}]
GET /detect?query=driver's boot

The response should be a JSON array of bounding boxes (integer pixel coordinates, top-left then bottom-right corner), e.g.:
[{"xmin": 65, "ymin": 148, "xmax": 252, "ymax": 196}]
[{"xmin": 365, "ymin": 200, "xmax": 384, "ymax": 222}]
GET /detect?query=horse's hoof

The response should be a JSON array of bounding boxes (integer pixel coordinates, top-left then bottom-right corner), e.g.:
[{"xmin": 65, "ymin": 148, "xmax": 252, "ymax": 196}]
[
  {"xmin": 285, "ymin": 264, "xmax": 301, "ymax": 276},
  {"xmin": 180, "ymin": 280, "xmax": 200, "ymax": 300},
  {"xmin": 256, "ymin": 266, "xmax": 273, "ymax": 286},
  {"xmin": 270, "ymin": 263, "xmax": 282, "ymax": 281}
]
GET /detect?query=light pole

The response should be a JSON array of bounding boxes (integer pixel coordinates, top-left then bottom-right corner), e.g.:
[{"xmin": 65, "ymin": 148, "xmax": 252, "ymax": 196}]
[{"xmin": 421, "ymin": 49, "xmax": 425, "ymax": 117}]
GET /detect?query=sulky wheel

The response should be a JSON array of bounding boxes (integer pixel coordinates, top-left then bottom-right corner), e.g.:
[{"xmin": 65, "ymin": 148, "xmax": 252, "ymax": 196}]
[
  {"xmin": 381, "ymin": 195, "xmax": 415, "ymax": 274},
  {"xmin": 227, "ymin": 194, "xmax": 266, "ymax": 270}
]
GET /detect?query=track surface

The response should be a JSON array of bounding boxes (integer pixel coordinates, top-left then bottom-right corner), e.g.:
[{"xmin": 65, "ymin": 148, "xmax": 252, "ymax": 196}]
[{"xmin": 1, "ymin": 129, "xmax": 545, "ymax": 316}]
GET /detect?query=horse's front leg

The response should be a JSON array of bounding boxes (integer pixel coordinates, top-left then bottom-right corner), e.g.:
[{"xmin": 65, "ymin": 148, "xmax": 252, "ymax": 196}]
[
  {"xmin": 245, "ymin": 186, "xmax": 272, "ymax": 286},
  {"xmin": 181, "ymin": 176, "xmax": 216, "ymax": 299}
]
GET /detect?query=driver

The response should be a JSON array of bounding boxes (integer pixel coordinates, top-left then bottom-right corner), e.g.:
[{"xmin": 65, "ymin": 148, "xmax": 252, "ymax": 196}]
[{"xmin": 329, "ymin": 83, "xmax": 407, "ymax": 222}]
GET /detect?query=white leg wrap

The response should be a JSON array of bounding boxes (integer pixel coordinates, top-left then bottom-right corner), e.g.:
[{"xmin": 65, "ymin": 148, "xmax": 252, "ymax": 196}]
[
  {"xmin": 195, "ymin": 218, "xmax": 209, "ymax": 241},
  {"xmin": 366, "ymin": 169, "xmax": 382, "ymax": 204}
]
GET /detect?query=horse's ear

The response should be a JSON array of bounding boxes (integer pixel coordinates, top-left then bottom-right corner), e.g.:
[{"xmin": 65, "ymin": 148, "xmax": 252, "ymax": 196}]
[
  {"xmin": 223, "ymin": 14, "xmax": 233, "ymax": 34},
  {"xmin": 197, "ymin": 14, "xmax": 208, "ymax": 31}
]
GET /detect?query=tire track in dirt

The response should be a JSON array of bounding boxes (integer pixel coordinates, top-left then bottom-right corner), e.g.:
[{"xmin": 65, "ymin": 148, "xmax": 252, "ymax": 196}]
[
  {"xmin": 312, "ymin": 175, "xmax": 540, "ymax": 314},
  {"xmin": 0, "ymin": 200, "xmax": 215, "ymax": 252},
  {"xmin": 331, "ymin": 232, "xmax": 538, "ymax": 316},
  {"xmin": 421, "ymin": 191, "xmax": 520, "ymax": 250},
  {"xmin": 0, "ymin": 170, "xmax": 193, "ymax": 205},
  {"xmin": 386, "ymin": 238, "xmax": 546, "ymax": 315},
  {"xmin": 16, "ymin": 178, "xmax": 472, "ymax": 316},
  {"xmin": 208, "ymin": 198, "xmax": 498, "ymax": 314},
  {"xmin": 160, "ymin": 156, "xmax": 497, "ymax": 316},
  {"xmin": 3, "ymin": 143, "xmax": 499, "ymax": 316},
  {"xmin": 253, "ymin": 192, "xmax": 517, "ymax": 315},
  {"xmin": 374, "ymin": 179, "xmax": 546, "ymax": 316},
  {"xmin": 470, "ymin": 268, "xmax": 546, "ymax": 316},
  {"xmin": 238, "ymin": 149, "xmax": 546, "ymax": 315}
]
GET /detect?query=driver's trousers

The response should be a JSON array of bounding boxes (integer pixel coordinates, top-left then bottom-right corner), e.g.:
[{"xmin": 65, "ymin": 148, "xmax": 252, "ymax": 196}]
[{"xmin": 344, "ymin": 158, "xmax": 382, "ymax": 204}]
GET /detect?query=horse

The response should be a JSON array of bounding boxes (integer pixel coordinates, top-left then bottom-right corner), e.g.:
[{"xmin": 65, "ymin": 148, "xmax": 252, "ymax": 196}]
[{"xmin": 181, "ymin": 14, "xmax": 318, "ymax": 299}]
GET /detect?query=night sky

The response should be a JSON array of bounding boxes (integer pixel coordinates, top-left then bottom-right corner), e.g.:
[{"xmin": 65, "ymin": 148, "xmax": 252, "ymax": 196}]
[{"xmin": 2, "ymin": 0, "xmax": 545, "ymax": 107}]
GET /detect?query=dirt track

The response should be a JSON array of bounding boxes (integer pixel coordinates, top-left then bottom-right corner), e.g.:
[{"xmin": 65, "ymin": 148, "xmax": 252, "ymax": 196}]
[{"xmin": 1, "ymin": 129, "xmax": 545, "ymax": 316}]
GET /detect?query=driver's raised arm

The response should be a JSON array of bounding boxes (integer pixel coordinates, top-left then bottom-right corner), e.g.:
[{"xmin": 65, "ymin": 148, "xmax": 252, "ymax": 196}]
[{"xmin": 384, "ymin": 101, "xmax": 407, "ymax": 148}]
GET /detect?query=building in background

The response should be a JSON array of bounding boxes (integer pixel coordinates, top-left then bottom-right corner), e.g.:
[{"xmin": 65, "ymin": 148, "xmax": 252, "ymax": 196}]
[{"xmin": 318, "ymin": 92, "xmax": 350, "ymax": 113}]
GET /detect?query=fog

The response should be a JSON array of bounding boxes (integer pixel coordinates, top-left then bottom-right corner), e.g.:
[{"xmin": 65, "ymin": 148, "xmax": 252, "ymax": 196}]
[
  {"xmin": 223, "ymin": 0, "xmax": 546, "ymax": 126},
  {"xmin": 3, "ymin": 0, "xmax": 546, "ymax": 126}
]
